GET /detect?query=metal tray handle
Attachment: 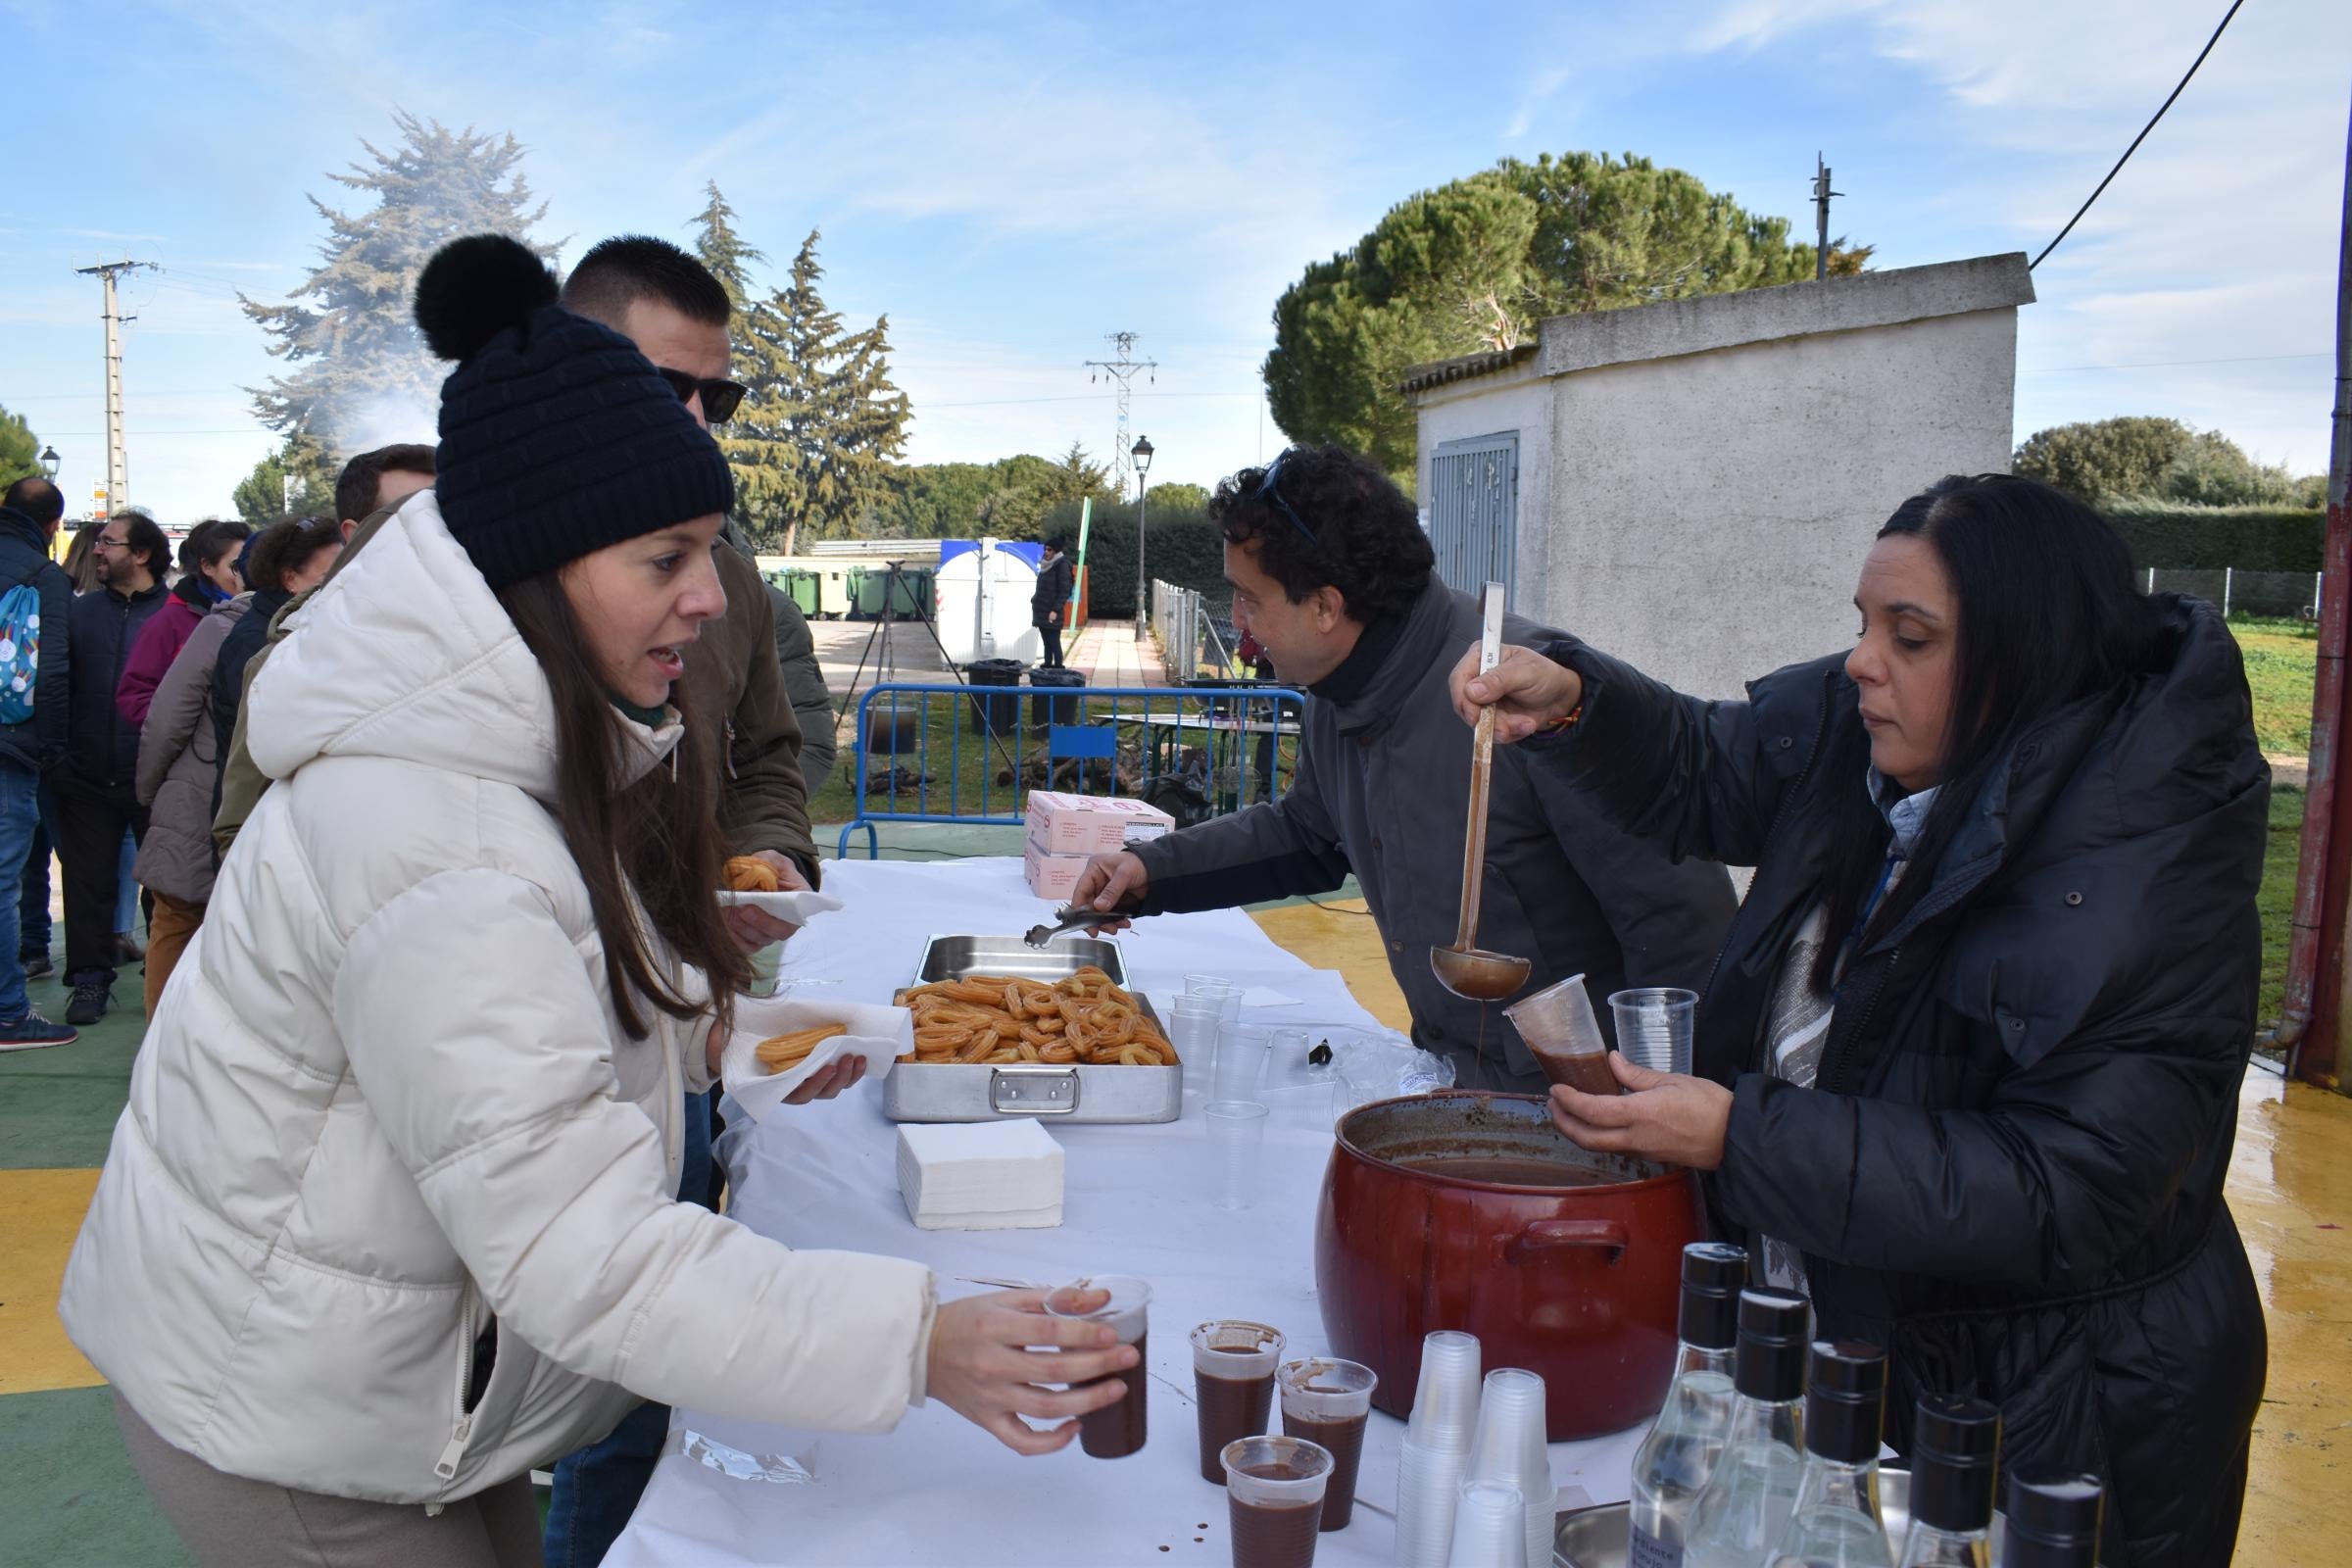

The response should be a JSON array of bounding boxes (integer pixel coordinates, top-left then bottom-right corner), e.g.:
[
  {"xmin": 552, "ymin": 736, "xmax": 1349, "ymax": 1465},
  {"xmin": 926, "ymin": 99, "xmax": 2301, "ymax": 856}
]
[{"xmin": 988, "ymin": 1064, "xmax": 1082, "ymax": 1114}]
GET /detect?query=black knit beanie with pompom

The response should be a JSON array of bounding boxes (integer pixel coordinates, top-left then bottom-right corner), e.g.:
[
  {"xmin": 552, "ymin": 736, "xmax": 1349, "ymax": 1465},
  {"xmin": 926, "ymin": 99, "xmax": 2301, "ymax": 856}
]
[{"xmin": 413, "ymin": 233, "xmax": 734, "ymax": 590}]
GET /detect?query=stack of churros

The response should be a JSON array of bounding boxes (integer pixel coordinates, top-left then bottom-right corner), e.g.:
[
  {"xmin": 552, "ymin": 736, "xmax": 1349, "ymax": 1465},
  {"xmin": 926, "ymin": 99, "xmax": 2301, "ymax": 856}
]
[
  {"xmin": 722, "ymin": 857, "xmax": 781, "ymax": 893},
  {"xmin": 755, "ymin": 1023, "xmax": 848, "ymax": 1074},
  {"xmin": 895, "ymin": 968, "xmax": 1176, "ymax": 1068}
]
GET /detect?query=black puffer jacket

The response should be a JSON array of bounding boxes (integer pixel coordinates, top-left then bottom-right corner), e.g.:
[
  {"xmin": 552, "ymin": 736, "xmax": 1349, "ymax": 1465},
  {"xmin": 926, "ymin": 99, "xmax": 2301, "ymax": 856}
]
[
  {"xmin": 66, "ymin": 579, "xmax": 167, "ymax": 789},
  {"xmin": 1533, "ymin": 594, "xmax": 2265, "ymax": 1568}
]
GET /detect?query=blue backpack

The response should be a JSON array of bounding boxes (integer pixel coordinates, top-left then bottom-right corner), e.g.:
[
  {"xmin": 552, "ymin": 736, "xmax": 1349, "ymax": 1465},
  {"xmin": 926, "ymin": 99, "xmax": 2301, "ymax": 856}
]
[{"xmin": 0, "ymin": 579, "xmax": 42, "ymax": 725}]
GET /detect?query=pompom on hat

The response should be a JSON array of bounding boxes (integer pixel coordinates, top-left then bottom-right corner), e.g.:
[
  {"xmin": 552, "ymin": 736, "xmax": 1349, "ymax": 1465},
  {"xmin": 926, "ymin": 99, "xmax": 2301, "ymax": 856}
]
[{"xmin": 414, "ymin": 233, "xmax": 734, "ymax": 590}]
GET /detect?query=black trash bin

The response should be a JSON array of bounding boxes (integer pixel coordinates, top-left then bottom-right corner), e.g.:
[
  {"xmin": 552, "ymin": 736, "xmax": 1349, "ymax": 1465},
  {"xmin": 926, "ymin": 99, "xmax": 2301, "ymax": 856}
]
[
  {"xmin": 1027, "ymin": 667, "xmax": 1088, "ymax": 732},
  {"xmin": 963, "ymin": 658, "xmax": 1027, "ymax": 735}
]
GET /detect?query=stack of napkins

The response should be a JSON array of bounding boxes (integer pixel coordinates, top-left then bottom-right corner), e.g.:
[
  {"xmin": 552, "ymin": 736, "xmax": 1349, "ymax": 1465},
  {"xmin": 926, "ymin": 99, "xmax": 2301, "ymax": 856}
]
[{"xmin": 895, "ymin": 1120, "xmax": 1066, "ymax": 1231}]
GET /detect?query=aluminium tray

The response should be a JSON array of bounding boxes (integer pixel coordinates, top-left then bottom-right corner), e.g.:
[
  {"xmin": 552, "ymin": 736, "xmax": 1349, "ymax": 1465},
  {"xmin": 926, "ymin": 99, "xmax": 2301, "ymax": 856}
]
[{"xmin": 880, "ymin": 935, "xmax": 1184, "ymax": 1124}]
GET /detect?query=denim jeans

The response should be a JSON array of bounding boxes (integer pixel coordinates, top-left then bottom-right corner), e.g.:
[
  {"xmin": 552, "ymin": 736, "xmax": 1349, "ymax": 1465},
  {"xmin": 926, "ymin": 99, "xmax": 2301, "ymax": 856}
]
[
  {"xmin": 116, "ymin": 827, "xmax": 137, "ymax": 934},
  {"xmin": 542, "ymin": 1092, "xmax": 714, "ymax": 1568},
  {"xmin": 0, "ymin": 762, "xmax": 44, "ymax": 1021},
  {"xmin": 18, "ymin": 812, "xmax": 49, "ymax": 961}
]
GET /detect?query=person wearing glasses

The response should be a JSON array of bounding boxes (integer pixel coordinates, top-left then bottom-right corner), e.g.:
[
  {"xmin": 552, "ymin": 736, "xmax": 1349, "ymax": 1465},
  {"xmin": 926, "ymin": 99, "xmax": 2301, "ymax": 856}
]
[{"xmin": 1072, "ymin": 444, "xmax": 1737, "ymax": 1091}]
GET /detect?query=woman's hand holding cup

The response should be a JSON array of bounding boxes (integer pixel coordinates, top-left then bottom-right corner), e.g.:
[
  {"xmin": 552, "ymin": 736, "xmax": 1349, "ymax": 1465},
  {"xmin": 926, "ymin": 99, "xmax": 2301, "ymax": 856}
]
[
  {"xmin": 927, "ymin": 1287, "xmax": 1139, "ymax": 1455},
  {"xmin": 1449, "ymin": 642, "xmax": 1585, "ymax": 742}
]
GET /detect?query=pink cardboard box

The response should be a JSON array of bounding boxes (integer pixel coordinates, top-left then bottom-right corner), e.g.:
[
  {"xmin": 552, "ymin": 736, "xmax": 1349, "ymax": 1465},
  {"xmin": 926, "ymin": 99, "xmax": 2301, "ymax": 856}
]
[
  {"xmin": 1023, "ymin": 790, "xmax": 1176, "ymax": 857},
  {"xmin": 1024, "ymin": 836, "xmax": 1095, "ymax": 902}
]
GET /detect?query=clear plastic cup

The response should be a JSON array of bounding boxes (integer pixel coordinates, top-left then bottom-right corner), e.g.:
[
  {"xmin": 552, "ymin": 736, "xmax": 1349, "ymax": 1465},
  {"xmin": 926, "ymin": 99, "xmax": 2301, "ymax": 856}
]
[
  {"xmin": 1279, "ymin": 1359, "xmax": 1378, "ymax": 1532},
  {"xmin": 1044, "ymin": 1275, "xmax": 1151, "ymax": 1459},
  {"xmin": 1168, "ymin": 996, "xmax": 1225, "ymax": 1079},
  {"xmin": 1193, "ymin": 1321, "xmax": 1287, "ymax": 1484},
  {"xmin": 745, "ymin": 940, "xmax": 784, "ymax": 999},
  {"xmin": 1205, "ymin": 1100, "xmax": 1270, "ymax": 1212},
  {"xmin": 1466, "ymin": 1368, "xmax": 1552, "ymax": 1568},
  {"xmin": 1214, "ymin": 1026, "xmax": 1269, "ymax": 1100},
  {"xmin": 1503, "ymin": 973, "xmax": 1618, "ymax": 1096},
  {"xmin": 1186, "ymin": 974, "xmax": 1244, "ymax": 1024},
  {"xmin": 1395, "ymin": 1436, "xmax": 1470, "ymax": 1568},
  {"xmin": 1446, "ymin": 1478, "xmax": 1531, "ymax": 1568},
  {"xmin": 1405, "ymin": 1329, "xmax": 1483, "ymax": 1450},
  {"xmin": 1608, "ymin": 987, "xmax": 1697, "ymax": 1076},
  {"xmin": 1222, "ymin": 1435, "xmax": 1333, "ymax": 1568}
]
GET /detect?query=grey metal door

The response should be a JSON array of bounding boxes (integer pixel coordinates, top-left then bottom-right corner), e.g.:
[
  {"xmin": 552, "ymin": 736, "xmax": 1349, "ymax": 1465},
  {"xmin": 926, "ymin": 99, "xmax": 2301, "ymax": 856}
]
[{"xmin": 1429, "ymin": 432, "xmax": 1519, "ymax": 607}]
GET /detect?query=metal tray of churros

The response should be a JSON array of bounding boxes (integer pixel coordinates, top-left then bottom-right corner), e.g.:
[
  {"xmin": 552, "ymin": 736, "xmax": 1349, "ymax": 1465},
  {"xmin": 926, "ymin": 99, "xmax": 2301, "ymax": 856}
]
[{"xmin": 880, "ymin": 936, "xmax": 1185, "ymax": 1125}]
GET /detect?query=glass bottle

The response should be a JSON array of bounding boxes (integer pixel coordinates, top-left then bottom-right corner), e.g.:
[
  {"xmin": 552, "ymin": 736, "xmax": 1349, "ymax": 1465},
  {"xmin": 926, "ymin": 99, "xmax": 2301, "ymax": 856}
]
[
  {"xmin": 1683, "ymin": 1287, "xmax": 1812, "ymax": 1568},
  {"xmin": 1894, "ymin": 1396, "xmax": 2000, "ymax": 1568},
  {"xmin": 1628, "ymin": 1242, "xmax": 1748, "ymax": 1568},
  {"xmin": 1771, "ymin": 1341, "xmax": 1892, "ymax": 1568},
  {"xmin": 1998, "ymin": 1470, "xmax": 2104, "ymax": 1568}
]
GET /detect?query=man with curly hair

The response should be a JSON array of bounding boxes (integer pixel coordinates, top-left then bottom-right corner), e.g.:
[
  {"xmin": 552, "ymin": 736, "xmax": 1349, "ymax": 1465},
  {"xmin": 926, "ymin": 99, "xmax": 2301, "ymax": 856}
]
[{"xmin": 1073, "ymin": 445, "xmax": 1735, "ymax": 1089}]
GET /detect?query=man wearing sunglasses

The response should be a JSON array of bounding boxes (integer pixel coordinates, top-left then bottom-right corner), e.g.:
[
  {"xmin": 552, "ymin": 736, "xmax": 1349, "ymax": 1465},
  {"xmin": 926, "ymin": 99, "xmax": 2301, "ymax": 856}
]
[{"xmin": 1073, "ymin": 445, "xmax": 1737, "ymax": 1092}]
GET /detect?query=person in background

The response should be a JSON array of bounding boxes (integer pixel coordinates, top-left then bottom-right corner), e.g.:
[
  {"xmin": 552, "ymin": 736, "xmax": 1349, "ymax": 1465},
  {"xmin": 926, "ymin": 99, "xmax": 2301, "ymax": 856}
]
[
  {"xmin": 118, "ymin": 519, "xmax": 249, "ymax": 729},
  {"xmin": 333, "ymin": 442, "xmax": 436, "ymax": 542},
  {"xmin": 0, "ymin": 478, "xmax": 76, "ymax": 1051},
  {"xmin": 1073, "ymin": 445, "xmax": 1737, "ymax": 1092},
  {"xmin": 132, "ymin": 551, "xmax": 254, "ymax": 1014},
  {"xmin": 1452, "ymin": 473, "xmax": 2266, "ymax": 1566},
  {"xmin": 1236, "ymin": 629, "xmax": 1279, "ymax": 804},
  {"xmin": 58, "ymin": 512, "xmax": 169, "ymax": 1027},
  {"xmin": 1032, "ymin": 536, "xmax": 1074, "ymax": 670},
  {"xmin": 209, "ymin": 518, "xmax": 341, "ymax": 816},
  {"xmin": 209, "ymin": 445, "xmax": 436, "ymax": 858},
  {"xmin": 62, "ymin": 520, "xmax": 103, "ymax": 594},
  {"xmin": 63, "ymin": 234, "xmax": 1129, "ymax": 1568}
]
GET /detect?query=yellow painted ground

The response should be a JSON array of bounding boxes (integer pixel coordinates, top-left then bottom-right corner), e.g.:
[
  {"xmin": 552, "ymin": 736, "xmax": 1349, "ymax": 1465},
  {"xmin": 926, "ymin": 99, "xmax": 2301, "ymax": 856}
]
[
  {"xmin": 1250, "ymin": 898, "xmax": 1413, "ymax": 1031},
  {"xmin": 0, "ymin": 1168, "xmax": 102, "ymax": 1394}
]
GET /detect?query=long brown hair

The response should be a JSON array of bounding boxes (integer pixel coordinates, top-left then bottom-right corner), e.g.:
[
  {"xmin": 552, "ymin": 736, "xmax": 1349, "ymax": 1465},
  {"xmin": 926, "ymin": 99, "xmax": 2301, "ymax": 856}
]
[{"xmin": 496, "ymin": 571, "xmax": 750, "ymax": 1037}]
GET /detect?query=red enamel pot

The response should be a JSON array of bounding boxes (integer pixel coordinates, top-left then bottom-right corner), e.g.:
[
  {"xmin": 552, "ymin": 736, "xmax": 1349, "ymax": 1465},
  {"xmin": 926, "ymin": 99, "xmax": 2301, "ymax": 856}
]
[{"xmin": 1314, "ymin": 1091, "xmax": 1703, "ymax": 1442}]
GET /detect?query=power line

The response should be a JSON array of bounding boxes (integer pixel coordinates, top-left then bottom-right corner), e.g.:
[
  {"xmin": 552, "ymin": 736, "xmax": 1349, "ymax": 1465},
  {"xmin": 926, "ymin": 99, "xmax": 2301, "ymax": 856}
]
[{"xmin": 2030, "ymin": 0, "xmax": 2247, "ymax": 270}]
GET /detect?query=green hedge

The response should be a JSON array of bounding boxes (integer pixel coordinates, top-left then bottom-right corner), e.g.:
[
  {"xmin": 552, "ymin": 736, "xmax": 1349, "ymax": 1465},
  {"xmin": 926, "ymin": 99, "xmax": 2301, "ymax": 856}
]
[
  {"xmin": 1044, "ymin": 498, "xmax": 1227, "ymax": 620},
  {"xmin": 2104, "ymin": 501, "xmax": 2324, "ymax": 572}
]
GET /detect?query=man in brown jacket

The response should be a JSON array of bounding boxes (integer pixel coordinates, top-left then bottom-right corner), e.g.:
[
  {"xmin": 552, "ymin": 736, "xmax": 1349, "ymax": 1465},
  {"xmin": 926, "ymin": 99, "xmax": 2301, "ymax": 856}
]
[{"xmin": 215, "ymin": 256, "xmax": 823, "ymax": 907}]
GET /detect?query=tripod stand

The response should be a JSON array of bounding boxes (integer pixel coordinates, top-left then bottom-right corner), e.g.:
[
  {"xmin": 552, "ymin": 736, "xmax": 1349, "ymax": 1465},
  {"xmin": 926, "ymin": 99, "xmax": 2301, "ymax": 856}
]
[{"xmin": 834, "ymin": 559, "xmax": 1023, "ymax": 786}]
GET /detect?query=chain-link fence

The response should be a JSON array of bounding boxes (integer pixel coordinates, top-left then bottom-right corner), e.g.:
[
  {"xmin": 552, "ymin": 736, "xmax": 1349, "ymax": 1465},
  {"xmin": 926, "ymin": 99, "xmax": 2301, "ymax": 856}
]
[
  {"xmin": 1150, "ymin": 579, "xmax": 1243, "ymax": 682},
  {"xmin": 2143, "ymin": 567, "xmax": 2323, "ymax": 620}
]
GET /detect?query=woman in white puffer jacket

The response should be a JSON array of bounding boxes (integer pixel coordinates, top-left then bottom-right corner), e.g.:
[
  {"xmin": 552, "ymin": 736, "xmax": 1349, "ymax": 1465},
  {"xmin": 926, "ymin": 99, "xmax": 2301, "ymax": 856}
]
[{"xmin": 61, "ymin": 236, "xmax": 1134, "ymax": 1568}]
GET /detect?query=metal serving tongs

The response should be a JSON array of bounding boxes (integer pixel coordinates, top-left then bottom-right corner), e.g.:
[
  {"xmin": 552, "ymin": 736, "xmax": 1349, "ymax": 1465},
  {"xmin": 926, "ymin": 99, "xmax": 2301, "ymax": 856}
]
[{"xmin": 1023, "ymin": 905, "xmax": 1106, "ymax": 949}]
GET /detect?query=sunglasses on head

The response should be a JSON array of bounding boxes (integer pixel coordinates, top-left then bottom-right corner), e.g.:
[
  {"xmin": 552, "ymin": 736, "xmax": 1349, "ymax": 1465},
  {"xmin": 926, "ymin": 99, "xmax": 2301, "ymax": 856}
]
[
  {"xmin": 655, "ymin": 368, "xmax": 748, "ymax": 424},
  {"xmin": 1255, "ymin": 450, "xmax": 1319, "ymax": 549}
]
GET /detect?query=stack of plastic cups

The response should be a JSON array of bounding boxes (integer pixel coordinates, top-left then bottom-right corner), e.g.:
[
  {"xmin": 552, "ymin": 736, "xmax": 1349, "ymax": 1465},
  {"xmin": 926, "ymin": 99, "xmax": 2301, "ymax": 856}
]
[
  {"xmin": 1446, "ymin": 1479, "xmax": 1531, "ymax": 1568},
  {"xmin": 1465, "ymin": 1369, "xmax": 1552, "ymax": 1568},
  {"xmin": 1393, "ymin": 1330, "xmax": 1482, "ymax": 1568},
  {"xmin": 1167, "ymin": 996, "xmax": 1223, "ymax": 1102}
]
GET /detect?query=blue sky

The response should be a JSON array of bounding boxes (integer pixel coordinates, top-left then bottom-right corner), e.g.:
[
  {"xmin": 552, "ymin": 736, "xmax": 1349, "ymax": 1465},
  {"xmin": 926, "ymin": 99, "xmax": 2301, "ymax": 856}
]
[{"xmin": 2, "ymin": 0, "xmax": 2344, "ymax": 524}]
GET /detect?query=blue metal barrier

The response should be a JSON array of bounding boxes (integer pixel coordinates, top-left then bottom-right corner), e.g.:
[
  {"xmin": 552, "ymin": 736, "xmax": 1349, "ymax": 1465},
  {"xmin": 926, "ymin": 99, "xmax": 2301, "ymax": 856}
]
[{"xmin": 836, "ymin": 681, "xmax": 1308, "ymax": 858}]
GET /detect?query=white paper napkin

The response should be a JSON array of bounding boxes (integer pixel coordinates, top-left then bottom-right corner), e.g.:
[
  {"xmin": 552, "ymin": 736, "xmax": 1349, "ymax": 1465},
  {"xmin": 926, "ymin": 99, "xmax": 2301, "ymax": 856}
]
[
  {"xmin": 717, "ymin": 888, "xmax": 846, "ymax": 925},
  {"xmin": 720, "ymin": 992, "xmax": 908, "ymax": 1123}
]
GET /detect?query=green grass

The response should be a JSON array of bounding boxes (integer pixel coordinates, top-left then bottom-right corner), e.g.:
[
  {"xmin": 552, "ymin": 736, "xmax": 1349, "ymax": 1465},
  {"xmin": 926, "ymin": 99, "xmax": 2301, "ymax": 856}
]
[
  {"xmin": 2230, "ymin": 614, "xmax": 2317, "ymax": 756},
  {"xmin": 2260, "ymin": 786, "xmax": 2302, "ymax": 1034}
]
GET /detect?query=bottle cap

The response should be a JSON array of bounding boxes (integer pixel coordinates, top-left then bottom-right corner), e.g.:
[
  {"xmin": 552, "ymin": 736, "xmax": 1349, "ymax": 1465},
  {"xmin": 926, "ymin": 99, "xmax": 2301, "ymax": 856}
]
[
  {"xmin": 1677, "ymin": 1243, "xmax": 1747, "ymax": 1352},
  {"xmin": 1731, "ymin": 1288, "xmax": 1810, "ymax": 1402},
  {"xmin": 1801, "ymin": 1341, "xmax": 1885, "ymax": 1464},
  {"xmin": 2004, "ymin": 1470, "xmax": 2104, "ymax": 1564},
  {"xmin": 1909, "ymin": 1395, "xmax": 2000, "ymax": 1533}
]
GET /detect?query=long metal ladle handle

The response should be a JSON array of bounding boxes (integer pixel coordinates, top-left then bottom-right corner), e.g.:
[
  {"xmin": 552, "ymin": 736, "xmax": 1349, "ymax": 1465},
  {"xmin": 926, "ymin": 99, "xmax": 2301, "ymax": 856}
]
[{"xmin": 1453, "ymin": 583, "xmax": 1507, "ymax": 952}]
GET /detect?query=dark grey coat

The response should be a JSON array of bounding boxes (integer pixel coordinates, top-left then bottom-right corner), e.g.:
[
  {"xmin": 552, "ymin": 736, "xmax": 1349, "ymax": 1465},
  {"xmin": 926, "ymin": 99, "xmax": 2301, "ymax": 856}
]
[
  {"xmin": 1128, "ymin": 578, "xmax": 1738, "ymax": 1088},
  {"xmin": 1531, "ymin": 595, "xmax": 2266, "ymax": 1567}
]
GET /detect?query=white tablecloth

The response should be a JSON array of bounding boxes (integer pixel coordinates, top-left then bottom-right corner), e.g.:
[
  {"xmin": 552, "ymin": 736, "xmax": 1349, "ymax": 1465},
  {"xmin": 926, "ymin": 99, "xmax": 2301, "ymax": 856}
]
[{"xmin": 606, "ymin": 858, "xmax": 1644, "ymax": 1568}]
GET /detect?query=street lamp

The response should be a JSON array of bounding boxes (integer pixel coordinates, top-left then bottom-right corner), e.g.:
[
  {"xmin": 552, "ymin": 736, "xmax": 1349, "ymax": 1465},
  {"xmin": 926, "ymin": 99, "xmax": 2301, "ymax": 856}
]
[
  {"xmin": 37, "ymin": 446, "xmax": 60, "ymax": 480},
  {"xmin": 1131, "ymin": 435, "xmax": 1154, "ymax": 634}
]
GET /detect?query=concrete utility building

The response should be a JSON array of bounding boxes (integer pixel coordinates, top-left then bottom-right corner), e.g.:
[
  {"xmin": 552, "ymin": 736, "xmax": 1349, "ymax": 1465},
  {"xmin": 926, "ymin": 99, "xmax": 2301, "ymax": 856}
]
[{"xmin": 1405, "ymin": 253, "xmax": 2035, "ymax": 701}]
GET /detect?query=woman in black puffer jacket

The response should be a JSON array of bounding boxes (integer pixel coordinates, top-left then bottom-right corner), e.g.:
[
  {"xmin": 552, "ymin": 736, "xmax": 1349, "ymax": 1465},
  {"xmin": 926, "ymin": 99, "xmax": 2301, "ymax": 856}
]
[{"xmin": 1454, "ymin": 473, "xmax": 2266, "ymax": 1567}]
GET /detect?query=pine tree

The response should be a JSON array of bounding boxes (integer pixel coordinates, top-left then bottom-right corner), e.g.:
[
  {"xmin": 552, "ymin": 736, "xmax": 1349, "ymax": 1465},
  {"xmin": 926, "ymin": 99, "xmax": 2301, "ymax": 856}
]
[
  {"xmin": 229, "ymin": 435, "xmax": 337, "ymax": 524},
  {"xmin": 734, "ymin": 230, "xmax": 910, "ymax": 553},
  {"xmin": 692, "ymin": 183, "xmax": 804, "ymax": 545},
  {"xmin": 242, "ymin": 111, "xmax": 556, "ymax": 452}
]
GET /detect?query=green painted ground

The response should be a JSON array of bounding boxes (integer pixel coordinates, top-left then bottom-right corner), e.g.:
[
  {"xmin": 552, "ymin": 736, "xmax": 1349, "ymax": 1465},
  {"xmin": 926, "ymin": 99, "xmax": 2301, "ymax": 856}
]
[
  {"xmin": 0, "ymin": 1387, "xmax": 193, "ymax": 1568},
  {"xmin": 0, "ymin": 967, "xmax": 147, "ymax": 1172}
]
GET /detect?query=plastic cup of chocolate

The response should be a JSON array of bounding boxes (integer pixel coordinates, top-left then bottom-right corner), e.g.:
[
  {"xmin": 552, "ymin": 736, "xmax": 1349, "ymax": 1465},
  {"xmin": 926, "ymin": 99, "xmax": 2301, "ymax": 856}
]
[
  {"xmin": 1045, "ymin": 1276, "xmax": 1152, "ymax": 1458},
  {"xmin": 1192, "ymin": 1320, "xmax": 1288, "ymax": 1483},
  {"xmin": 1276, "ymin": 1358, "xmax": 1378, "ymax": 1531},
  {"xmin": 1221, "ymin": 1435, "xmax": 1334, "ymax": 1568}
]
